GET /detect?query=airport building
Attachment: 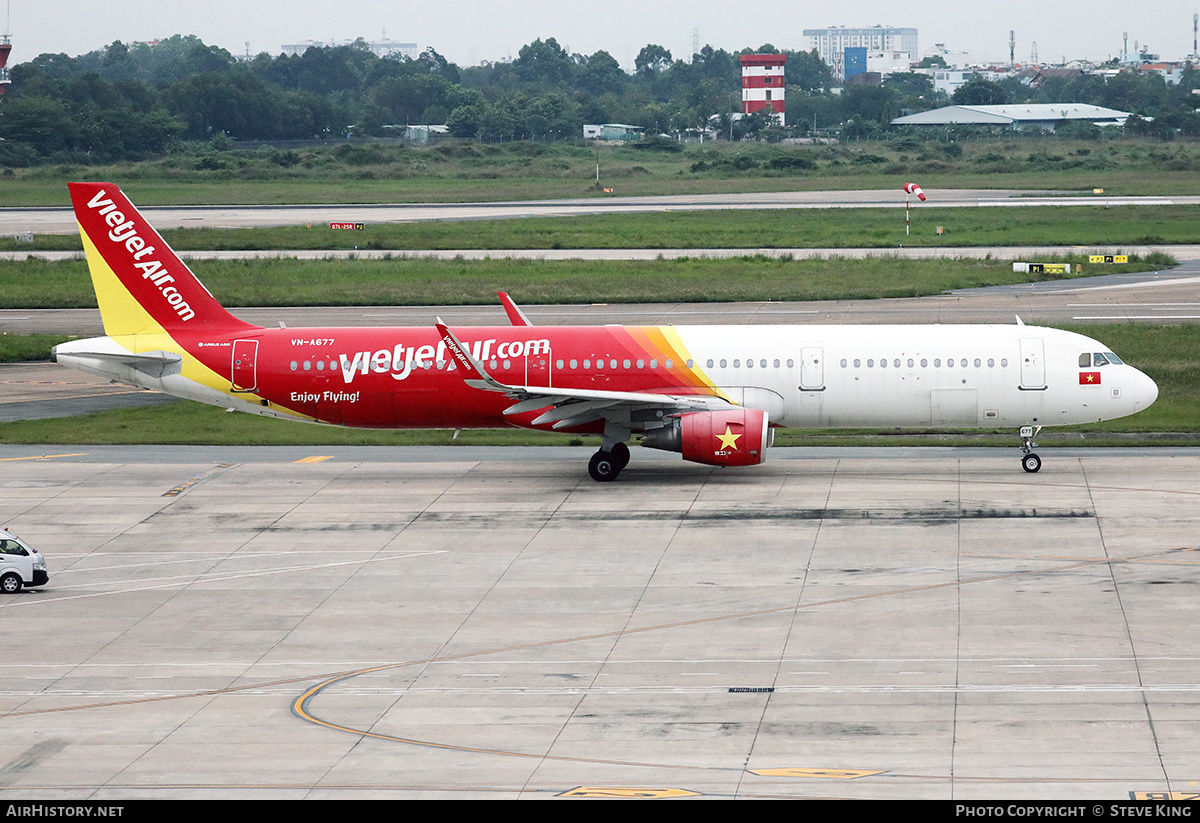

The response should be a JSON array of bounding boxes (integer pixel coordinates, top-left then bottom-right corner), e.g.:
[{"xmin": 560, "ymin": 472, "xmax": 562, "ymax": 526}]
[{"xmin": 891, "ymin": 103, "xmax": 1131, "ymax": 131}]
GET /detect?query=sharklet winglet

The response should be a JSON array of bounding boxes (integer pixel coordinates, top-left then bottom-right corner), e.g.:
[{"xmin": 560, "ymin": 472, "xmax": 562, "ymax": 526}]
[
  {"xmin": 498, "ymin": 292, "xmax": 533, "ymax": 327},
  {"xmin": 436, "ymin": 319, "xmax": 513, "ymax": 394}
]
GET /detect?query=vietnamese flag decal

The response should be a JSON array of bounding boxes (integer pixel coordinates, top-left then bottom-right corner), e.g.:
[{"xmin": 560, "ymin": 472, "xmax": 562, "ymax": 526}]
[{"xmin": 1079, "ymin": 371, "xmax": 1102, "ymax": 385}]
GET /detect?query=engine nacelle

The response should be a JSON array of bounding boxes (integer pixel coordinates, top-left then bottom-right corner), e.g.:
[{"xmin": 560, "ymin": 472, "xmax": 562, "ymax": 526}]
[{"xmin": 641, "ymin": 408, "xmax": 771, "ymax": 467}]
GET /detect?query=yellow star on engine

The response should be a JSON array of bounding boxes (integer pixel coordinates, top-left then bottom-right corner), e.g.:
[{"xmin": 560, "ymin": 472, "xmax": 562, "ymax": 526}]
[{"xmin": 717, "ymin": 425, "xmax": 741, "ymax": 450}]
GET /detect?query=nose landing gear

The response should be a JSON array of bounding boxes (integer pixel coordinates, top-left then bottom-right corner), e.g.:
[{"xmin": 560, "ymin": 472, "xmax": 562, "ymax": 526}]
[{"xmin": 1020, "ymin": 425, "xmax": 1042, "ymax": 473}]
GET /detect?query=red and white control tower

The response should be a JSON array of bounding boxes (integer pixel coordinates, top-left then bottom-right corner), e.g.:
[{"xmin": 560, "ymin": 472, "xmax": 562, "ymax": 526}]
[
  {"xmin": 0, "ymin": 1, "xmax": 10, "ymax": 96},
  {"xmin": 0, "ymin": 36, "xmax": 11, "ymax": 96},
  {"xmin": 740, "ymin": 53, "xmax": 786, "ymax": 125}
]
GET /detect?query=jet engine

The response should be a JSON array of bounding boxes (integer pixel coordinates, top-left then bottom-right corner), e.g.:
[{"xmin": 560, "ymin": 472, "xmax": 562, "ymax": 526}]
[{"xmin": 641, "ymin": 408, "xmax": 772, "ymax": 467}]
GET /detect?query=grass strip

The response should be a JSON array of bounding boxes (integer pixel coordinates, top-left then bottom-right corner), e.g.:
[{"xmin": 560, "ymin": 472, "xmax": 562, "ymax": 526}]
[
  {"xmin": 0, "ymin": 254, "xmax": 1174, "ymax": 310},
  {"xmin": 5, "ymin": 137, "xmax": 1200, "ymax": 205},
  {"xmin": 3, "ymin": 206, "xmax": 1198, "ymax": 253}
]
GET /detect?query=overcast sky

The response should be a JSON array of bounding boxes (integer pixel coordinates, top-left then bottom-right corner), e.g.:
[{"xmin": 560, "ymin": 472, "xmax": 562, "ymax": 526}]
[{"xmin": 7, "ymin": 0, "xmax": 1197, "ymax": 71}]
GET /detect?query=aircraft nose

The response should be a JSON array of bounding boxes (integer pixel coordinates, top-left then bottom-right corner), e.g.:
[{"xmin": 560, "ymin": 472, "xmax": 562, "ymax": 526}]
[{"xmin": 1134, "ymin": 368, "xmax": 1158, "ymax": 411}]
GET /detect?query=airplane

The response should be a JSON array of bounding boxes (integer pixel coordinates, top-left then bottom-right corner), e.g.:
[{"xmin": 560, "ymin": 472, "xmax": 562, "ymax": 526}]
[{"xmin": 53, "ymin": 182, "xmax": 1159, "ymax": 482}]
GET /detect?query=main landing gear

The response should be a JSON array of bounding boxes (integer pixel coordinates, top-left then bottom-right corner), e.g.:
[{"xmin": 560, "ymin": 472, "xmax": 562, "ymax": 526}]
[
  {"xmin": 1020, "ymin": 425, "xmax": 1042, "ymax": 473},
  {"xmin": 588, "ymin": 442, "xmax": 630, "ymax": 482}
]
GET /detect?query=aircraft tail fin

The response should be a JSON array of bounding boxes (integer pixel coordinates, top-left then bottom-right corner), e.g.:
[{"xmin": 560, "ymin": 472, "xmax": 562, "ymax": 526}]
[{"xmin": 68, "ymin": 182, "xmax": 257, "ymax": 338}]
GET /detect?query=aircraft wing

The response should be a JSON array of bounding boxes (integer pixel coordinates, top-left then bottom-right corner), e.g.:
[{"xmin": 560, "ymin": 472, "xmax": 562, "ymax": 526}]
[{"xmin": 435, "ymin": 320, "xmax": 730, "ymax": 429}]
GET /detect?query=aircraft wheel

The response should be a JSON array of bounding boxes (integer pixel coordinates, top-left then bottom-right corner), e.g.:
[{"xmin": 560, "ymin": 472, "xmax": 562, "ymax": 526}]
[
  {"xmin": 588, "ymin": 451, "xmax": 621, "ymax": 482},
  {"xmin": 1022, "ymin": 453, "xmax": 1042, "ymax": 474},
  {"xmin": 611, "ymin": 442, "xmax": 630, "ymax": 470},
  {"xmin": 1, "ymin": 573, "xmax": 22, "ymax": 594}
]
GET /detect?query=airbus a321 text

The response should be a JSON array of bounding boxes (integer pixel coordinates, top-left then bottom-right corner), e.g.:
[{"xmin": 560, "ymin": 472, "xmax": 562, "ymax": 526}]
[{"xmin": 54, "ymin": 183, "xmax": 1159, "ymax": 481}]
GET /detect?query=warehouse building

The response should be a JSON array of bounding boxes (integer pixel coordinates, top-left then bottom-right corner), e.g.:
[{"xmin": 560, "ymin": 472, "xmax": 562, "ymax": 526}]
[{"xmin": 891, "ymin": 103, "xmax": 1131, "ymax": 131}]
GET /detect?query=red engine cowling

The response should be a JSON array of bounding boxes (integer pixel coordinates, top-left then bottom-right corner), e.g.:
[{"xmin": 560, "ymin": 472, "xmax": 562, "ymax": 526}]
[{"xmin": 642, "ymin": 408, "xmax": 771, "ymax": 467}]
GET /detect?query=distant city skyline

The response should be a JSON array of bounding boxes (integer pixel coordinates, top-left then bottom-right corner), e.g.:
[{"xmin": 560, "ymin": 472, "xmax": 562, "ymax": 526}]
[{"xmin": 7, "ymin": 0, "xmax": 1198, "ymax": 72}]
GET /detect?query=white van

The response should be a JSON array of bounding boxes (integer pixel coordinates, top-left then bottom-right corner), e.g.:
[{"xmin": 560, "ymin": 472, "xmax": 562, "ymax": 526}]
[{"xmin": 0, "ymin": 529, "xmax": 49, "ymax": 593}]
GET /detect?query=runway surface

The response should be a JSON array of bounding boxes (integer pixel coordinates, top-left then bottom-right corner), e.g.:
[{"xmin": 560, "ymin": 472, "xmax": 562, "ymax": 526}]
[
  {"xmin": 3, "ymin": 188, "xmax": 1197, "ymax": 234},
  {"xmin": 0, "ymin": 445, "xmax": 1197, "ymax": 799}
]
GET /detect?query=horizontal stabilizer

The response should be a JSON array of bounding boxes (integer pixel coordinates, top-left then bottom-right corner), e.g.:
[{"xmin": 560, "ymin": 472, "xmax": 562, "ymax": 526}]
[{"xmin": 53, "ymin": 343, "xmax": 182, "ymax": 379}]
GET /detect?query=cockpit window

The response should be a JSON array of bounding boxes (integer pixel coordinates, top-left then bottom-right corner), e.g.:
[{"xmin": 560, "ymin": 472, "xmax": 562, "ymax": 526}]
[
  {"xmin": 1079, "ymin": 353, "xmax": 1091, "ymax": 368},
  {"xmin": 1092, "ymin": 353, "xmax": 1110, "ymax": 367},
  {"xmin": 1105, "ymin": 351, "xmax": 1123, "ymax": 365}
]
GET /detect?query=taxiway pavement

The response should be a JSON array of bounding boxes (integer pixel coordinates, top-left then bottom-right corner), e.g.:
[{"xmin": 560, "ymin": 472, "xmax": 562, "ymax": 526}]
[{"xmin": 0, "ymin": 446, "xmax": 1196, "ymax": 799}]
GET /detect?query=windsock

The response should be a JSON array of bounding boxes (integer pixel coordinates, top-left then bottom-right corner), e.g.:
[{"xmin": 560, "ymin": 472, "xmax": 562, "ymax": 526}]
[{"xmin": 903, "ymin": 182, "xmax": 926, "ymax": 201}]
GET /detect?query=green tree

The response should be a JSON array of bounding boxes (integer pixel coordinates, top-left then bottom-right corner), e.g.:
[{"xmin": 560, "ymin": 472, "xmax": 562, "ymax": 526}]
[
  {"xmin": 635, "ymin": 44, "xmax": 672, "ymax": 77},
  {"xmin": 783, "ymin": 48, "xmax": 833, "ymax": 92},
  {"xmin": 513, "ymin": 38, "xmax": 574, "ymax": 85},
  {"xmin": 952, "ymin": 78, "xmax": 1006, "ymax": 106},
  {"xmin": 579, "ymin": 50, "xmax": 626, "ymax": 95},
  {"xmin": 446, "ymin": 104, "xmax": 483, "ymax": 138},
  {"xmin": 0, "ymin": 96, "xmax": 76, "ymax": 153}
]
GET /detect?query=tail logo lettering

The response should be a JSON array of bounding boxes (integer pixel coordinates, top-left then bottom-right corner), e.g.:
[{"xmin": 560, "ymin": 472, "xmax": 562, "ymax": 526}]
[{"xmin": 85, "ymin": 188, "xmax": 194, "ymax": 322}]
